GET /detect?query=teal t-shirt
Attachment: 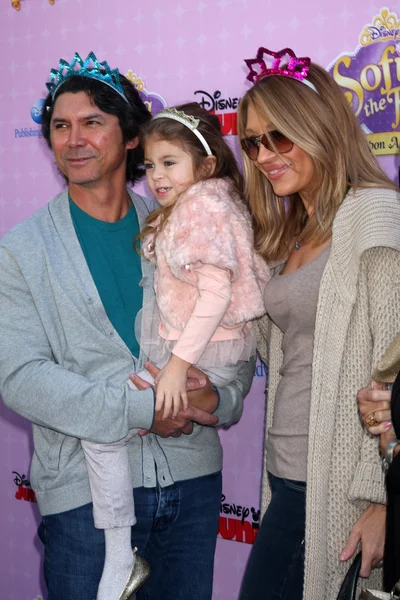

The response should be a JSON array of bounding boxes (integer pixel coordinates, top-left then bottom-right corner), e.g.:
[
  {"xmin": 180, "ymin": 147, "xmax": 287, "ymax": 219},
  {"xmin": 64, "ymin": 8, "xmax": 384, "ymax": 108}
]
[{"xmin": 69, "ymin": 196, "xmax": 143, "ymax": 357}]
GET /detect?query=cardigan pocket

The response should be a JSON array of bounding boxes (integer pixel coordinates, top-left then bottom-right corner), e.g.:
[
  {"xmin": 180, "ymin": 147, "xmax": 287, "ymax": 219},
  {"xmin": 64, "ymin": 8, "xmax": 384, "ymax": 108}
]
[
  {"xmin": 47, "ymin": 431, "xmax": 65, "ymax": 473},
  {"xmin": 47, "ymin": 432, "xmax": 81, "ymax": 475}
]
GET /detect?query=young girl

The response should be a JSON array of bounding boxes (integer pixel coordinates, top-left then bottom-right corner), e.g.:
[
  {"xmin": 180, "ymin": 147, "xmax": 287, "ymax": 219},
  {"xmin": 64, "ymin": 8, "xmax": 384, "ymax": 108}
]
[
  {"xmin": 81, "ymin": 102, "xmax": 269, "ymax": 600},
  {"xmin": 139, "ymin": 103, "xmax": 269, "ymax": 420}
]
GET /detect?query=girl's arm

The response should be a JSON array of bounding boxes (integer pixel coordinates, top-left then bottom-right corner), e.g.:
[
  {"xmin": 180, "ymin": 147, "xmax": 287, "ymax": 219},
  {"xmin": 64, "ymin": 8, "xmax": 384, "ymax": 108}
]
[
  {"xmin": 155, "ymin": 262, "xmax": 231, "ymax": 419},
  {"xmin": 171, "ymin": 262, "xmax": 232, "ymax": 364}
]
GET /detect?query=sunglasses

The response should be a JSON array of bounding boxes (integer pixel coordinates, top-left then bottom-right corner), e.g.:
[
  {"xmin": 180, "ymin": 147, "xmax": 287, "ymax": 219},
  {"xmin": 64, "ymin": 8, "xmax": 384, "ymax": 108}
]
[{"xmin": 240, "ymin": 130, "xmax": 294, "ymax": 161}]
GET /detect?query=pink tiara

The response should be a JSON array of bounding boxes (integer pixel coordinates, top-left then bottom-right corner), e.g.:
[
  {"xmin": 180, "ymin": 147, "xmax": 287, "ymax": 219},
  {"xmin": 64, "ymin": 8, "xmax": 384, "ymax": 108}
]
[{"xmin": 244, "ymin": 47, "xmax": 318, "ymax": 93}]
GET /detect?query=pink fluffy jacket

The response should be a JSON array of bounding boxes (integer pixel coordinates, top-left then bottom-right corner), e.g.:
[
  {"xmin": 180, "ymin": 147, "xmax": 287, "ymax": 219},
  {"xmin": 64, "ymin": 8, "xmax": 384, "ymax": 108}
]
[{"xmin": 143, "ymin": 178, "xmax": 270, "ymax": 331}]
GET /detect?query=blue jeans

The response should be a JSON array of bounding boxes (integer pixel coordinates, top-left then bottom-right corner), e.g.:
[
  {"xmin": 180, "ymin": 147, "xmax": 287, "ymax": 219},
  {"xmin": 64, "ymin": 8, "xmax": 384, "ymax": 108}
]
[
  {"xmin": 38, "ymin": 472, "xmax": 222, "ymax": 600},
  {"xmin": 239, "ymin": 472, "xmax": 306, "ymax": 600}
]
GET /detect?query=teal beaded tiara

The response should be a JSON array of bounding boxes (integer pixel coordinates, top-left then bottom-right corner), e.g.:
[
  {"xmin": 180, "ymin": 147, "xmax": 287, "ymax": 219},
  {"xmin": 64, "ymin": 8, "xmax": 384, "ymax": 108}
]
[{"xmin": 46, "ymin": 51, "xmax": 129, "ymax": 103}]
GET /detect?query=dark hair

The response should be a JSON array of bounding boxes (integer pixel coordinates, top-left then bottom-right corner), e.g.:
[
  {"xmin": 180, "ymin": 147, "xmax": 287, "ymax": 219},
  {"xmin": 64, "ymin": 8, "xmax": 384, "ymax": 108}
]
[
  {"xmin": 41, "ymin": 74, "xmax": 151, "ymax": 185},
  {"xmin": 141, "ymin": 102, "xmax": 243, "ymax": 196}
]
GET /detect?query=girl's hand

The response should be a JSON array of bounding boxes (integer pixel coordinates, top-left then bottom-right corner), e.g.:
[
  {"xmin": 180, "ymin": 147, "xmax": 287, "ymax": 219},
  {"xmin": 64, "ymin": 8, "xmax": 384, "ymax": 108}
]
[{"xmin": 155, "ymin": 355, "xmax": 191, "ymax": 420}]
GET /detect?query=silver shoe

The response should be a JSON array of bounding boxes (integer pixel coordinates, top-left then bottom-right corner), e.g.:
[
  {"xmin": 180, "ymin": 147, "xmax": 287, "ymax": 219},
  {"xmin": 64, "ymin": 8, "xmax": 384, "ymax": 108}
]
[{"xmin": 116, "ymin": 550, "xmax": 151, "ymax": 600}]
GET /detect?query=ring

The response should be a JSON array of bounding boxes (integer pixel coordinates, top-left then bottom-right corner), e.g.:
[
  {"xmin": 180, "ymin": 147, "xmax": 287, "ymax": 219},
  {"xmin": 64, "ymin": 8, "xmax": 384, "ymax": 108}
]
[{"xmin": 365, "ymin": 412, "xmax": 379, "ymax": 427}]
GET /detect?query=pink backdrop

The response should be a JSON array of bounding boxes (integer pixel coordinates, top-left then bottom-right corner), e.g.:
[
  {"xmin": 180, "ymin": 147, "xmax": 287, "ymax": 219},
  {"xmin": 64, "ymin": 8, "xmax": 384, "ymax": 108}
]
[{"xmin": 0, "ymin": 2, "xmax": 397, "ymax": 599}]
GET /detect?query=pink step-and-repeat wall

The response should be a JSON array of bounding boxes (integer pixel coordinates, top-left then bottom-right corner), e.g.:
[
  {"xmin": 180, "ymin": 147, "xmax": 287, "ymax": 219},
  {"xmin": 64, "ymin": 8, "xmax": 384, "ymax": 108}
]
[{"xmin": 0, "ymin": 2, "xmax": 398, "ymax": 599}]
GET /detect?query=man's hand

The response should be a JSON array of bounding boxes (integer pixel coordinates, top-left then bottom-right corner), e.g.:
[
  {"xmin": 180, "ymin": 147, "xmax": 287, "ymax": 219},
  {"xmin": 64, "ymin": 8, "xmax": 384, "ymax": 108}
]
[
  {"xmin": 340, "ymin": 503, "xmax": 386, "ymax": 577},
  {"xmin": 129, "ymin": 362, "xmax": 219, "ymax": 438},
  {"xmin": 150, "ymin": 404, "xmax": 219, "ymax": 438}
]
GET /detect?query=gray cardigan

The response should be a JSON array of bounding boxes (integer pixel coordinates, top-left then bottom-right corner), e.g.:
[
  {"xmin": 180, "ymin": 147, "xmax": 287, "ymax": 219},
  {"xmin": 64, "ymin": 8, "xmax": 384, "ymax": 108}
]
[{"xmin": 0, "ymin": 189, "xmax": 254, "ymax": 516}]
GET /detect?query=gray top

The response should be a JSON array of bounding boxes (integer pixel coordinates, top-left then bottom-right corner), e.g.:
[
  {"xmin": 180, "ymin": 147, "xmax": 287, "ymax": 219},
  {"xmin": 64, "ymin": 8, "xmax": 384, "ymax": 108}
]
[
  {"xmin": 0, "ymin": 188, "xmax": 254, "ymax": 516},
  {"xmin": 264, "ymin": 245, "xmax": 330, "ymax": 481}
]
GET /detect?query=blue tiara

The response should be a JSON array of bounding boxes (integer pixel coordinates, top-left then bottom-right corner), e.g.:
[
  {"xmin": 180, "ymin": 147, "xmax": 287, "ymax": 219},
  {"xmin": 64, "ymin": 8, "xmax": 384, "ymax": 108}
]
[{"xmin": 46, "ymin": 51, "xmax": 129, "ymax": 103}]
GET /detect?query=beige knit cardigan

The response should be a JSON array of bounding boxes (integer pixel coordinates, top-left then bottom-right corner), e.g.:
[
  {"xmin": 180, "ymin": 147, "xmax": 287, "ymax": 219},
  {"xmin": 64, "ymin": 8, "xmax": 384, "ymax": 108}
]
[{"xmin": 256, "ymin": 187, "xmax": 400, "ymax": 600}]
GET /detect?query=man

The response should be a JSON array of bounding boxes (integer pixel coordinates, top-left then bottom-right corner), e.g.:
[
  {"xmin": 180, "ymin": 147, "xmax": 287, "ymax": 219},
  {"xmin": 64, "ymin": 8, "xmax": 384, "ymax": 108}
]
[{"xmin": 0, "ymin": 52, "xmax": 254, "ymax": 600}]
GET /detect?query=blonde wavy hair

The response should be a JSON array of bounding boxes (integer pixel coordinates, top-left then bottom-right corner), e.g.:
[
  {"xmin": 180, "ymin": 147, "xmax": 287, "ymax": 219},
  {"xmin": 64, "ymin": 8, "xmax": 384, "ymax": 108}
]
[{"xmin": 237, "ymin": 62, "xmax": 397, "ymax": 262}]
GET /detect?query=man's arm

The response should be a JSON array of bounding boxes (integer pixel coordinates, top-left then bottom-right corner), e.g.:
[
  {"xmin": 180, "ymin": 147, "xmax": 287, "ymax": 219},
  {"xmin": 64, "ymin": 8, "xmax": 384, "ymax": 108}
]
[
  {"xmin": 212, "ymin": 356, "xmax": 255, "ymax": 427},
  {"xmin": 0, "ymin": 246, "xmax": 154, "ymax": 443},
  {"xmin": 184, "ymin": 358, "xmax": 255, "ymax": 426}
]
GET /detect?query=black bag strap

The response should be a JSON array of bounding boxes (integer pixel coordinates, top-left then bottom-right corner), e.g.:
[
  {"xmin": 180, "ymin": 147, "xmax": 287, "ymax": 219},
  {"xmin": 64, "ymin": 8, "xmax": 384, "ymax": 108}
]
[{"xmin": 337, "ymin": 552, "xmax": 362, "ymax": 600}]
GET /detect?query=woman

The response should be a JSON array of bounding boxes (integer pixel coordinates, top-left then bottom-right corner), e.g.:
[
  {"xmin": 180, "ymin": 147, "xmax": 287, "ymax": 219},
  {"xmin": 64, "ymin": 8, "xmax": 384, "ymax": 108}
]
[
  {"xmin": 358, "ymin": 337, "xmax": 400, "ymax": 592},
  {"xmin": 237, "ymin": 47, "xmax": 400, "ymax": 600}
]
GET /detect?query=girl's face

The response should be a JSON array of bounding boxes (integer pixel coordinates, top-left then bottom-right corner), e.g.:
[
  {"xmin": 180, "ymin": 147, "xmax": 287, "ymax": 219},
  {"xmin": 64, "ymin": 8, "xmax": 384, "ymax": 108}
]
[
  {"xmin": 244, "ymin": 104, "xmax": 315, "ymax": 204},
  {"xmin": 144, "ymin": 137, "xmax": 196, "ymax": 207}
]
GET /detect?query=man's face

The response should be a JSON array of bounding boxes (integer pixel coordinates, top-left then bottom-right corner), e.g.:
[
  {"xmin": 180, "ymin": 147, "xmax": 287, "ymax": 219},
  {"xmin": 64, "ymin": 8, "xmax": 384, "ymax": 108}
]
[{"xmin": 49, "ymin": 91, "xmax": 138, "ymax": 188}]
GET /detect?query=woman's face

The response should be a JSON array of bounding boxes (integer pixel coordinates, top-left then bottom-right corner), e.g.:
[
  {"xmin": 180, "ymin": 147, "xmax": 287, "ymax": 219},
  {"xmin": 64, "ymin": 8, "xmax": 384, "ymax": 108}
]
[{"xmin": 244, "ymin": 103, "xmax": 315, "ymax": 202}]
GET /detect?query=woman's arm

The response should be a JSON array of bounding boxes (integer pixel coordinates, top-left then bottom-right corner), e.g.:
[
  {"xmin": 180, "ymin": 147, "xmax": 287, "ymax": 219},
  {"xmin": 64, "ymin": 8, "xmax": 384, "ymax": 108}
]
[
  {"xmin": 349, "ymin": 247, "xmax": 400, "ymax": 504},
  {"xmin": 254, "ymin": 314, "xmax": 271, "ymax": 367},
  {"xmin": 342, "ymin": 247, "xmax": 400, "ymax": 576}
]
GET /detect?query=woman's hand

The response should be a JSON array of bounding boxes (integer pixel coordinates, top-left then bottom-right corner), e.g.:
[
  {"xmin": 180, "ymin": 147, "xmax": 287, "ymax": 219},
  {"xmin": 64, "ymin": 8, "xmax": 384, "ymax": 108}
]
[
  {"xmin": 340, "ymin": 503, "xmax": 386, "ymax": 577},
  {"xmin": 357, "ymin": 383, "xmax": 392, "ymax": 436},
  {"xmin": 357, "ymin": 383, "xmax": 395, "ymax": 453}
]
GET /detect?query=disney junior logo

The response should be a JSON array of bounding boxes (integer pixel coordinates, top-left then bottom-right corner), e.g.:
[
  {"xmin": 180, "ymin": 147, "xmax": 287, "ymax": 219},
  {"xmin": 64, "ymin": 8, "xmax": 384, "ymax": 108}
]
[
  {"xmin": 12, "ymin": 471, "xmax": 37, "ymax": 503},
  {"xmin": 218, "ymin": 494, "xmax": 260, "ymax": 545},
  {"xmin": 193, "ymin": 89, "xmax": 240, "ymax": 135},
  {"xmin": 194, "ymin": 89, "xmax": 241, "ymax": 112}
]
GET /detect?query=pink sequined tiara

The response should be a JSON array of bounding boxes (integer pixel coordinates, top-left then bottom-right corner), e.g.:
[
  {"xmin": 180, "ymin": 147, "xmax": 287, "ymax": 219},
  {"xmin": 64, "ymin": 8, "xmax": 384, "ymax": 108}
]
[{"xmin": 244, "ymin": 47, "xmax": 318, "ymax": 94}]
